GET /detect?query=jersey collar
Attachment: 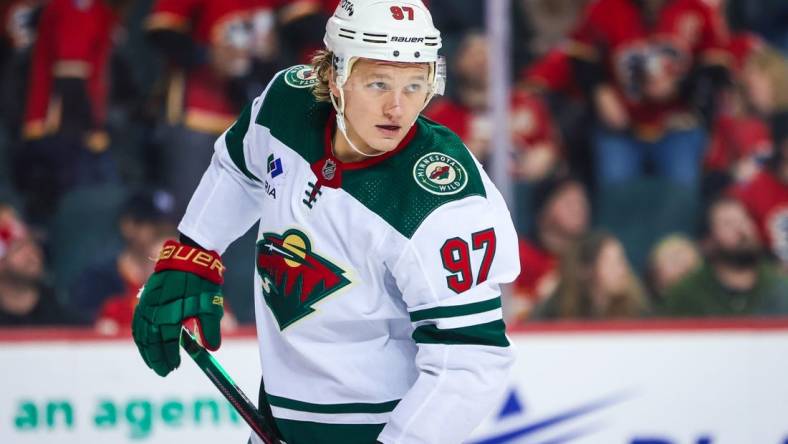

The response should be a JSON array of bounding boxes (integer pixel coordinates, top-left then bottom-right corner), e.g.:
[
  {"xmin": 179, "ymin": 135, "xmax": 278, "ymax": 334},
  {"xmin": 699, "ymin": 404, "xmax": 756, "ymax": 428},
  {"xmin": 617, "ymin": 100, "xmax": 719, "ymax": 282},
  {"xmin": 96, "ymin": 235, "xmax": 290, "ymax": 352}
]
[{"xmin": 323, "ymin": 110, "xmax": 418, "ymax": 171}]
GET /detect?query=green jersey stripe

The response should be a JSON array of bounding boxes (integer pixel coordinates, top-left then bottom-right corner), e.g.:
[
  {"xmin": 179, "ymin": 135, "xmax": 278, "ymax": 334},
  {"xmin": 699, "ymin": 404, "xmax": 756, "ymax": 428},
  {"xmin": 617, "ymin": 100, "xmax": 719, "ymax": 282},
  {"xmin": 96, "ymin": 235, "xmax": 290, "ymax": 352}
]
[
  {"xmin": 266, "ymin": 394, "xmax": 400, "ymax": 414},
  {"xmin": 409, "ymin": 297, "xmax": 502, "ymax": 322},
  {"xmin": 412, "ymin": 320, "xmax": 510, "ymax": 347},
  {"xmin": 273, "ymin": 418, "xmax": 385, "ymax": 444},
  {"xmin": 225, "ymin": 102, "xmax": 261, "ymax": 183}
]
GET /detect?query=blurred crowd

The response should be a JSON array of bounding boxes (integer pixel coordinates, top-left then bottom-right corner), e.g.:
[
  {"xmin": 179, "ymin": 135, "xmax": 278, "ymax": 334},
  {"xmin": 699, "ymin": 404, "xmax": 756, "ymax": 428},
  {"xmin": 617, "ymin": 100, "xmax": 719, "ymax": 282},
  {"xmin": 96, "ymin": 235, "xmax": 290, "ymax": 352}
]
[{"xmin": 0, "ymin": 0, "xmax": 787, "ymax": 329}]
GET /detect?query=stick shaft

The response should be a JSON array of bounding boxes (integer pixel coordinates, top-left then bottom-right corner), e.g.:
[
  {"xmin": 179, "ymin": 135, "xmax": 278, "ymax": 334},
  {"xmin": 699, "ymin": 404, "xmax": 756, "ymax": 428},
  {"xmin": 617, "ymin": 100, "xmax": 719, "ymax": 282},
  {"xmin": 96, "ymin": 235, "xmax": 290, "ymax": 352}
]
[{"xmin": 180, "ymin": 328, "xmax": 279, "ymax": 444}]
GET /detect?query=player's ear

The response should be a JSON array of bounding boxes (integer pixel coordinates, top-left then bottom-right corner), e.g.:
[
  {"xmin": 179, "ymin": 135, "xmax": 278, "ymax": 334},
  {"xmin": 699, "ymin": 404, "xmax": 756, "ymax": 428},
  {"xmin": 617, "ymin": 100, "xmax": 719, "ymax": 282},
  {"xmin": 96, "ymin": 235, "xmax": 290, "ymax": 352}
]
[{"xmin": 328, "ymin": 66, "xmax": 340, "ymax": 98}]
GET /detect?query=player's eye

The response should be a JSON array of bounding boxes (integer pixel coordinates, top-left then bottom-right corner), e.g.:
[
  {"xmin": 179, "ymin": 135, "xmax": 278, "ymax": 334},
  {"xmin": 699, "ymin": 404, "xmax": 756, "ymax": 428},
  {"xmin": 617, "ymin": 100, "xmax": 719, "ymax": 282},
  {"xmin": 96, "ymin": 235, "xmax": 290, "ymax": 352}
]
[
  {"xmin": 368, "ymin": 81, "xmax": 390, "ymax": 91},
  {"xmin": 404, "ymin": 83, "xmax": 424, "ymax": 93}
]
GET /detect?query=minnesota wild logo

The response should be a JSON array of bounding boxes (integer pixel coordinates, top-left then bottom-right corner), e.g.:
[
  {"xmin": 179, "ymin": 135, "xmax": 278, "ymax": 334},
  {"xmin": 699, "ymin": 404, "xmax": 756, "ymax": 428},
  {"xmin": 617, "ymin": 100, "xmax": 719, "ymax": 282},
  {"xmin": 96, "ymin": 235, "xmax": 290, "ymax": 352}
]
[
  {"xmin": 413, "ymin": 152, "xmax": 468, "ymax": 195},
  {"xmin": 256, "ymin": 229, "xmax": 350, "ymax": 330},
  {"xmin": 283, "ymin": 65, "xmax": 318, "ymax": 88}
]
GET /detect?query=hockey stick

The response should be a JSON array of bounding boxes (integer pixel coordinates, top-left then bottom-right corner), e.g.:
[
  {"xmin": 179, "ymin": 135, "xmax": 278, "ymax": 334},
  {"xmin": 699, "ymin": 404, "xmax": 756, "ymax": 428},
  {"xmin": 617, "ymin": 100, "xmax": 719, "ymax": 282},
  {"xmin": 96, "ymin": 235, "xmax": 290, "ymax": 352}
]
[{"xmin": 179, "ymin": 327, "xmax": 280, "ymax": 444}]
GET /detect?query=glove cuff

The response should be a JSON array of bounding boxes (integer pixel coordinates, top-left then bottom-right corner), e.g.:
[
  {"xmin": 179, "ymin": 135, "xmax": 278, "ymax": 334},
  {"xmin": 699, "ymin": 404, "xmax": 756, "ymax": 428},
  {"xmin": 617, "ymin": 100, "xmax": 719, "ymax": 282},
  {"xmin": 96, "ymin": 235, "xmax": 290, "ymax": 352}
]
[{"xmin": 155, "ymin": 240, "xmax": 225, "ymax": 285}]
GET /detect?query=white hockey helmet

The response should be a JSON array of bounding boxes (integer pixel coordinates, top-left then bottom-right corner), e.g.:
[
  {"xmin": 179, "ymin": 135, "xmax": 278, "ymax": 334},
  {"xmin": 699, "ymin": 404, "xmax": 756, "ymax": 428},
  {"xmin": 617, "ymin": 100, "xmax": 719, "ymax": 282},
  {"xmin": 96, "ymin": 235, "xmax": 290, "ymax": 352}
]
[
  {"xmin": 323, "ymin": 0, "xmax": 445, "ymax": 157},
  {"xmin": 324, "ymin": 0, "xmax": 445, "ymax": 96}
]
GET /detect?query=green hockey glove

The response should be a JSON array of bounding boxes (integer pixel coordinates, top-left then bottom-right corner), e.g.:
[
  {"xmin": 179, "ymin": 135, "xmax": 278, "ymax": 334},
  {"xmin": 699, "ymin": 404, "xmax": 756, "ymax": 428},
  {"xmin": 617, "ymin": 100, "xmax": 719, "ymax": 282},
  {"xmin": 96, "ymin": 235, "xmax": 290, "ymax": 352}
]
[{"xmin": 132, "ymin": 240, "xmax": 226, "ymax": 377}]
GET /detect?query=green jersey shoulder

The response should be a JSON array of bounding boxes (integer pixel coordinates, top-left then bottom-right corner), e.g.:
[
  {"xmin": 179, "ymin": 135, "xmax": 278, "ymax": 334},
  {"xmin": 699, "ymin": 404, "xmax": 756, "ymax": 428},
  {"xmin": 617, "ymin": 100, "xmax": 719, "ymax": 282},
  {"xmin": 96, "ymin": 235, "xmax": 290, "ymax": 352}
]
[{"xmin": 255, "ymin": 65, "xmax": 329, "ymax": 164}]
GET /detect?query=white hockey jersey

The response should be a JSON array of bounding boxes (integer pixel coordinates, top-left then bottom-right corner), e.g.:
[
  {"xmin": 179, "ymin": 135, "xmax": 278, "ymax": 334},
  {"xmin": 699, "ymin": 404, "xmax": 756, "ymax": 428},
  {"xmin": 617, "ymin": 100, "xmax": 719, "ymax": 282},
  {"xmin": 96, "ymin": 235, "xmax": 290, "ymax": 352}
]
[{"xmin": 178, "ymin": 65, "xmax": 520, "ymax": 444}]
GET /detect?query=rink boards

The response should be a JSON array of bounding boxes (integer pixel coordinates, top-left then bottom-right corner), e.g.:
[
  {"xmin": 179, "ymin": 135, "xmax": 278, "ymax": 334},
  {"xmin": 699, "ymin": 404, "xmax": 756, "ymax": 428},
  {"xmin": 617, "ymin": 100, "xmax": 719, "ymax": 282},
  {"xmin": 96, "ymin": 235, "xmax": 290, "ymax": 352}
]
[{"xmin": 1, "ymin": 319, "xmax": 787, "ymax": 444}]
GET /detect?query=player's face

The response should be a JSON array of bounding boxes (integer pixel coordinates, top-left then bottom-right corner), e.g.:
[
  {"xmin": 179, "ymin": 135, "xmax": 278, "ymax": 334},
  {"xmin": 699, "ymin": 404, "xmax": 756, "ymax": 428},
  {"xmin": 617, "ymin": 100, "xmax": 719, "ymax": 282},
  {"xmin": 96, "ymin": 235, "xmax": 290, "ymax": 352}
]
[{"xmin": 333, "ymin": 58, "xmax": 430, "ymax": 156}]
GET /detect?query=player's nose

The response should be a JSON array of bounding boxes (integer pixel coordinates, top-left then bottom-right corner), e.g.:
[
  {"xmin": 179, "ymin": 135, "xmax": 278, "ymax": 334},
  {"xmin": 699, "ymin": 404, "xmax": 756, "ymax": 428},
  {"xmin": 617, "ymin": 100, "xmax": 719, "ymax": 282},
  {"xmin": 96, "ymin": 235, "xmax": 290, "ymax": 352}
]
[{"xmin": 383, "ymin": 92, "xmax": 405, "ymax": 120}]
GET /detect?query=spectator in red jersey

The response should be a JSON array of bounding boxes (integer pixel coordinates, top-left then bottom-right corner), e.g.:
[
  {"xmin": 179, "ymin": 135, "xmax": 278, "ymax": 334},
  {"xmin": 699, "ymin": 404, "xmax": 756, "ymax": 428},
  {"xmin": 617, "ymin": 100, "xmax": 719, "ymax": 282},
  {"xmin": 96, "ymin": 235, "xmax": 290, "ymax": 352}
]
[
  {"xmin": 703, "ymin": 34, "xmax": 780, "ymax": 197},
  {"xmin": 662, "ymin": 196, "xmax": 788, "ymax": 316},
  {"xmin": 0, "ymin": 0, "xmax": 45, "ymax": 188},
  {"xmin": 566, "ymin": 0, "xmax": 731, "ymax": 190},
  {"xmin": 0, "ymin": 0, "xmax": 46, "ymax": 133},
  {"xmin": 519, "ymin": 47, "xmax": 597, "ymax": 186},
  {"xmin": 521, "ymin": 47, "xmax": 582, "ymax": 98},
  {"xmin": 509, "ymin": 90, "xmax": 565, "ymax": 181},
  {"xmin": 520, "ymin": 0, "xmax": 589, "ymax": 57},
  {"xmin": 532, "ymin": 230, "xmax": 650, "ymax": 320},
  {"xmin": 426, "ymin": 32, "xmax": 562, "ymax": 181},
  {"xmin": 14, "ymin": 0, "xmax": 122, "ymax": 224},
  {"xmin": 646, "ymin": 233, "xmax": 702, "ymax": 302},
  {"xmin": 0, "ymin": 202, "xmax": 85, "ymax": 326},
  {"xmin": 145, "ymin": 0, "xmax": 279, "ymax": 214},
  {"xmin": 510, "ymin": 175, "xmax": 591, "ymax": 320},
  {"xmin": 731, "ymin": 128, "xmax": 788, "ymax": 270},
  {"xmin": 741, "ymin": 45, "xmax": 788, "ymax": 188}
]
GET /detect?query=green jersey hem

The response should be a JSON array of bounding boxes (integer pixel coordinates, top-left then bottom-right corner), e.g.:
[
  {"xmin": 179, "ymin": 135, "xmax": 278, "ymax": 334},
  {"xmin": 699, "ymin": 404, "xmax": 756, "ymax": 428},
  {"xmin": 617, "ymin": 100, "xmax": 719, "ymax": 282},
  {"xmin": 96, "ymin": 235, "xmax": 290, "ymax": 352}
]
[
  {"xmin": 274, "ymin": 418, "xmax": 385, "ymax": 444},
  {"xmin": 266, "ymin": 394, "xmax": 400, "ymax": 414},
  {"xmin": 412, "ymin": 319, "xmax": 510, "ymax": 347}
]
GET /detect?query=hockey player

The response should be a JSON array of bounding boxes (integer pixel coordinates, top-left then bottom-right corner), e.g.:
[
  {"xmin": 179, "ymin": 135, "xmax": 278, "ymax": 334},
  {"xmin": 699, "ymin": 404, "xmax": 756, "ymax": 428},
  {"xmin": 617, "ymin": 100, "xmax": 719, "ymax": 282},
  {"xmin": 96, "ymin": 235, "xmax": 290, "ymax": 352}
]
[{"xmin": 132, "ymin": 1, "xmax": 519, "ymax": 443}]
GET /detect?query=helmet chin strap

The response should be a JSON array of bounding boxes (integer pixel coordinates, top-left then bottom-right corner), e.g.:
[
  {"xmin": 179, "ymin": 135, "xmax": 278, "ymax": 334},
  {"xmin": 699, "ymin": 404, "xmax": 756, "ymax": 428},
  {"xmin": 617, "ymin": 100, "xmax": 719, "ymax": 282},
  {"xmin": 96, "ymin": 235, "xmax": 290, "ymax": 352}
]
[{"xmin": 330, "ymin": 87, "xmax": 384, "ymax": 158}]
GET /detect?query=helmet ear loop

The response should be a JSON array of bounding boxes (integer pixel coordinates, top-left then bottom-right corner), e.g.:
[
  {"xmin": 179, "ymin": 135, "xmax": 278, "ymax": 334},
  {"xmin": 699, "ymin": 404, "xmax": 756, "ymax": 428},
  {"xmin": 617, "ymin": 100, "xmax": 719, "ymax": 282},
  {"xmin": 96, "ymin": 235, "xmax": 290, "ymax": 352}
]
[
  {"xmin": 421, "ymin": 65, "xmax": 434, "ymax": 112},
  {"xmin": 420, "ymin": 58, "xmax": 446, "ymax": 113},
  {"xmin": 328, "ymin": 77, "xmax": 345, "ymax": 130}
]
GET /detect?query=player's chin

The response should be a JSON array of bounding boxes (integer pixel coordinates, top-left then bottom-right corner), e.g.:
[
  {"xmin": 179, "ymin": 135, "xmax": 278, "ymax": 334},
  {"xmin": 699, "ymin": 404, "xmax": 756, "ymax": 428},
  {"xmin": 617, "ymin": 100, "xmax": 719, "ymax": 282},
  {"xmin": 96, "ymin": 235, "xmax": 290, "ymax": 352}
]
[{"xmin": 367, "ymin": 137, "xmax": 400, "ymax": 154}]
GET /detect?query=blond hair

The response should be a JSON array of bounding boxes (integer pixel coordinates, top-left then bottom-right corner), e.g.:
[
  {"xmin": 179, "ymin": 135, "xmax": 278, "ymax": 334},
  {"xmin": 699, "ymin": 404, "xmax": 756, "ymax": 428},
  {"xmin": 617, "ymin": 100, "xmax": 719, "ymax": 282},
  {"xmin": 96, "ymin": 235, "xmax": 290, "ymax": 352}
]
[
  {"xmin": 649, "ymin": 234, "xmax": 699, "ymax": 265},
  {"xmin": 310, "ymin": 50, "xmax": 334, "ymax": 103},
  {"xmin": 748, "ymin": 46, "xmax": 788, "ymax": 110}
]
